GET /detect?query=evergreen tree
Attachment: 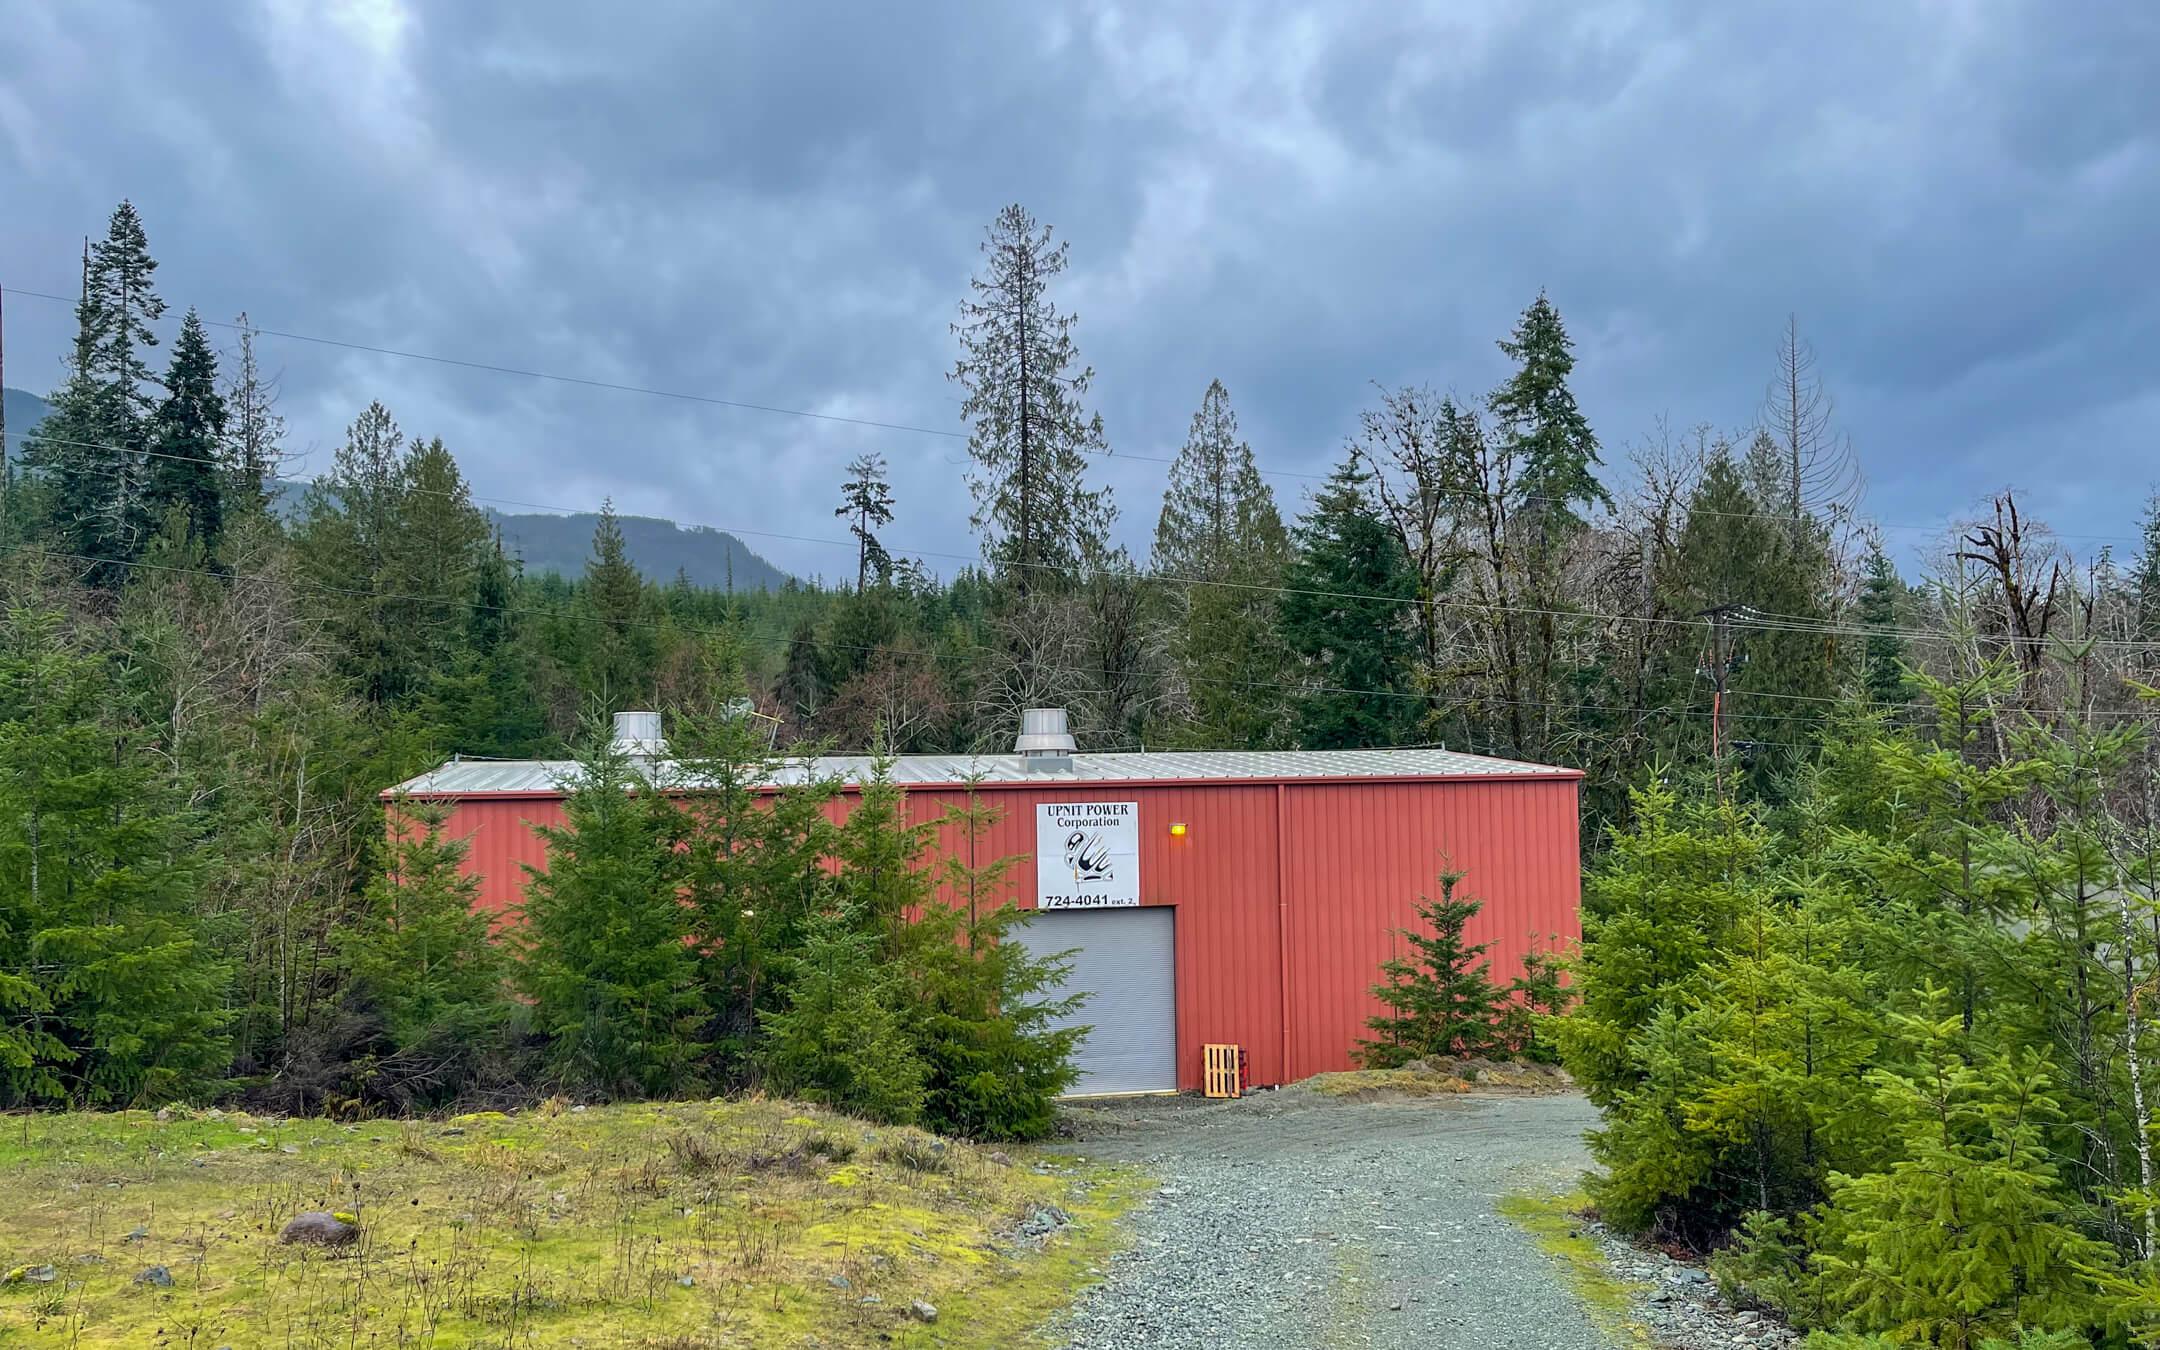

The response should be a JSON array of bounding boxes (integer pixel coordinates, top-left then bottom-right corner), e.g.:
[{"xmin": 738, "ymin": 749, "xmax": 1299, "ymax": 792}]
[
  {"xmin": 1154, "ymin": 380, "xmax": 1286, "ymax": 578},
  {"xmin": 142, "ymin": 309, "xmax": 227, "ymax": 552},
  {"xmin": 394, "ymin": 436, "xmax": 490, "ymax": 675},
  {"xmin": 1857, "ymin": 542, "xmax": 1909, "ymax": 706},
  {"xmin": 1500, "ymin": 940, "xmax": 1575, "ymax": 1065},
  {"xmin": 340, "ymin": 798, "xmax": 511, "ymax": 1100},
  {"xmin": 1356, "ymin": 868, "xmax": 1507, "ymax": 1066},
  {"xmin": 1559, "ymin": 777, "xmax": 1766, "ymax": 1107},
  {"xmin": 416, "ymin": 536, "xmax": 548, "ymax": 758},
  {"xmin": 23, "ymin": 204, "xmax": 167, "ymax": 580},
  {"xmin": 908, "ymin": 781, "xmax": 1084, "ymax": 1139},
  {"xmin": 774, "ymin": 616, "xmax": 830, "ymax": 737},
  {"xmin": 670, "ymin": 656, "xmax": 839, "ymax": 1077},
  {"xmin": 1488, "ymin": 291, "xmax": 1609, "ymax": 538},
  {"xmin": 84, "ymin": 202, "xmax": 166, "ymax": 429},
  {"xmin": 578, "ymin": 500, "xmax": 657, "ymax": 709},
  {"xmin": 949, "ymin": 203, "xmax": 1114, "ymax": 592},
  {"xmin": 2132, "ymin": 491, "xmax": 2160, "ymax": 642},
  {"xmin": 1677, "ymin": 865, "xmax": 1878, "ymax": 1225},
  {"xmin": 758, "ymin": 903, "xmax": 927, "ymax": 1123},
  {"xmin": 1279, "ymin": 458, "xmax": 1420, "ymax": 748},
  {"xmin": 1661, "ymin": 451, "xmax": 1837, "ymax": 793},
  {"xmin": 0, "ymin": 602, "xmax": 229, "ymax": 1105},
  {"xmin": 1809, "ymin": 998, "xmax": 2120, "ymax": 1346},
  {"xmin": 221, "ymin": 314, "xmax": 287, "ymax": 514},
  {"xmin": 835, "ymin": 453, "xmax": 896, "ymax": 590},
  {"xmin": 296, "ymin": 401, "xmax": 412, "ymax": 703},
  {"xmin": 759, "ymin": 753, "xmax": 931, "ymax": 1122},
  {"xmin": 1153, "ymin": 380, "xmax": 1291, "ymax": 747},
  {"xmin": 517, "ymin": 726, "xmax": 704, "ymax": 1098}
]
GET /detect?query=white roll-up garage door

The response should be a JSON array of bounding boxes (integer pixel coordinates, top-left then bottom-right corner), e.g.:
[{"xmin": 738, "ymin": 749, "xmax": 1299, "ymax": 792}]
[{"xmin": 1012, "ymin": 906, "xmax": 1177, "ymax": 1095}]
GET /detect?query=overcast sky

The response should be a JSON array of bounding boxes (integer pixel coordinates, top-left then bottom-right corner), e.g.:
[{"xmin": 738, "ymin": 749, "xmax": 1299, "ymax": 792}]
[{"xmin": 3, "ymin": 2, "xmax": 2155, "ymax": 579}]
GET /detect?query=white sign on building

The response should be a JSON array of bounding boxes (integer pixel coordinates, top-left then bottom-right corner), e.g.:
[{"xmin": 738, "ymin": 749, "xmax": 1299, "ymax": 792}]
[{"xmin": 1035, "ymin": 801, "xmax": 1141, "ymax": 909}]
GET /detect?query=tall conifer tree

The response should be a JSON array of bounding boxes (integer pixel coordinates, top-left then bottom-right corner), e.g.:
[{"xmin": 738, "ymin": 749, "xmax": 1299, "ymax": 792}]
[
  {"xmin": 142, "ymin": 309, "xmax": 227, "ymax": 552},
  {"xmin": 24, "ymin": 202, "xmax": 167, "ymax": 580},
  {"xmin": 296, "ymin": 402, "xmax": 411, "ymax": 703},
  {"xmin": 835, "ymin": 453, "xmax": 896, "ymax": 591},
  {"xmin": 1279, "ymin": 458, "xmax": 1420, "ymax": 748},
  {"xmin": 221, "ymin": 313, "xmax": 286, "ymax": 514},
  {"xmin": 1489, "ymin": 291, "xmax": 1608, "ymax": 537},
  {"xmin": 1153, "ymin": 380, "xmax": 1290, "ymax": 746},
  {"xmin": 0, "ymin": 602, "xmax": 230, "ymax": 1105},
  {"xmin": 578, "ymin": 500, "xmax": 656, "ymax": 709},
  {"xmin": 949, "ymin": 203, "xmax": 1113, "ymax": 592}
]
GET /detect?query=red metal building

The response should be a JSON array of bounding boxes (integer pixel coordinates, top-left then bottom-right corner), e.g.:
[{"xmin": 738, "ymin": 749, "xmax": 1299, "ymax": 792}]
[{"xmin": 385, "ymin": 712, "xmax": 1582, "ymax": 1095}]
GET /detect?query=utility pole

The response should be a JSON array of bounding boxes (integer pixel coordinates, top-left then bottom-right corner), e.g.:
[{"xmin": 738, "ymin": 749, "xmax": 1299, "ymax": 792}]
[
  {"xmin": 1697, "ymin": 602, "xmax": 1754, "ymax": 794},
  {"xmin": 1, "ymin": 278, "xmax": 9, "ymax": 543}
]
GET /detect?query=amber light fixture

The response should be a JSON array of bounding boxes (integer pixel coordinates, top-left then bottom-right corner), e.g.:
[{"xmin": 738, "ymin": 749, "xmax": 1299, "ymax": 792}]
[{"xmin": 1169, "ymin": 822, "xmax": 1188, "ymax": 837}]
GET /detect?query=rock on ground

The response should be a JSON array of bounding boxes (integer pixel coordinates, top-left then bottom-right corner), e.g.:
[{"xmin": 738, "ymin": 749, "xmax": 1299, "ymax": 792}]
[
  {"xmin": 1590, "ymin": 1224, "xmax": 1800, "ymax": 1349},
  {"xmin": 277, "ymin": 1212, "xmax": 360, "ymax": 1247},
  {"xmin": 1053, "ymin": 1091, "xmax": 1615, "ymax": 1350}
]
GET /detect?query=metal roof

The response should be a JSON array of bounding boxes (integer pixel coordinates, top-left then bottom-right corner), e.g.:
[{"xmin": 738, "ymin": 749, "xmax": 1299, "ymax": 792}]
[{"xmin": 387, "ymin": 747, "xmax": 1580, "ymax": 798}]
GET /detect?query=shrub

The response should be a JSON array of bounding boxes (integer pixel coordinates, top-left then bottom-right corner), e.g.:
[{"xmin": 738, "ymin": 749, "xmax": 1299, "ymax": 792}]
[
  {"xmin": 1355, "ymin": 868, "xmax": 1506, "ymax": 1068},
  {"xmin": 757, "ymin": 905, "xmax": 927, "ymax": 1125},
  {"xmin": 517, "ymin": 727, "xmax": 706, "ymax": 1099},
  {"xmin": 337, "ymin": 797, "xmax": 516, "ymax": 1107}
]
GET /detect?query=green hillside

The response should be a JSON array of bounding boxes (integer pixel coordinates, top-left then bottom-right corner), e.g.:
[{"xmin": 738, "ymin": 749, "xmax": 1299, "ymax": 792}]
[{"xmin": 490, "ymin": 508, "xmax": 793, "ymax": 591}]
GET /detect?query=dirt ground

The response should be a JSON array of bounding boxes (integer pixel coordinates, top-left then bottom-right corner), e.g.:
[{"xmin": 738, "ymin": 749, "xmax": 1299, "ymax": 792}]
[{"xmin": 1051, "ymin": 1087, "xmax": 1622, "ymax": 1350}]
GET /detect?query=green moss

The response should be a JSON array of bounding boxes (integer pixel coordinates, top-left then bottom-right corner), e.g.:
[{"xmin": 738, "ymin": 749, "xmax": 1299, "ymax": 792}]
[
  {"xmin": 1498, "ymin": 1189, "xmax": 1652, "ymax": 1347},
  {"xmin": 895, "ymin": 1167, "xmax": 1151, "ymax": 1348},
  {"xmin": 1306, "ymin": 1068, "xmax": 1472, "ymax": 1098},
  {"xmin": 0, "ymin": 1101, "xmax": 1144, "ymax": 1347}
]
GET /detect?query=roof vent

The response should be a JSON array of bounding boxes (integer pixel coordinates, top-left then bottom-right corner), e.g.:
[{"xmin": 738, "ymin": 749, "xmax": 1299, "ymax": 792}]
[
  {"xmin": 1015, "ymin": 707, "xmax": 1076, "ymax": 772},
  {"xmin": 610, "ymin": 710, "xmax": 667, "ymax": 757}
]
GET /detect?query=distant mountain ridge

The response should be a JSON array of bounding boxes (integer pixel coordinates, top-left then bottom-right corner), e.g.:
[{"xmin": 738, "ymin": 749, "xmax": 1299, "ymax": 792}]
[
  {"xmin": 1, "ymin": 387, "xmax": 792, "ymax": 591},
  {"xmin": 487, "ymin": 510, "xmax": 792, "ymax": 591},
  {"xmin": 3, "ymin": 387, "xmax": 52, "ymax": 461}
]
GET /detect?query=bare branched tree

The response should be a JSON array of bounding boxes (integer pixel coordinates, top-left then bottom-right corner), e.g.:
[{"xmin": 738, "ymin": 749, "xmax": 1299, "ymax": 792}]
[
  {"xmin": 1954, "ymin": 492, "xmax": 2066, "ymax": 708},
  {"xmin": 1762, "ymin": 317, "xmax": 1862, "ymax": 535}
]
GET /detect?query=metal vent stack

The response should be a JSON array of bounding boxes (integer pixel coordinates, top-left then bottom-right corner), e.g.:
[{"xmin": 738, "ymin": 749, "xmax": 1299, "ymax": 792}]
[
  {"xmin": 610, "ymin": 710, "xmax": 667, "ymax": 757},
  {"xmin": 1015, "ymin": 707, "xmax": 1076, "ymax": 772}
]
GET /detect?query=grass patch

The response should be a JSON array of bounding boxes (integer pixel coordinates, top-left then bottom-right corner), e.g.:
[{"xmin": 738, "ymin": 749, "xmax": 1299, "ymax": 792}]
[
  {"xmin": 1497, "ymin": 1189, "xmax": 1652, "ymax": 1347},
  {"xmin": 1305, "ymin": 1068, "xmax": 1474, "ymax": 1099},
  {"xmin": 0, "ymin": 1100, "xmax": 1141, "ymax": 1347}
]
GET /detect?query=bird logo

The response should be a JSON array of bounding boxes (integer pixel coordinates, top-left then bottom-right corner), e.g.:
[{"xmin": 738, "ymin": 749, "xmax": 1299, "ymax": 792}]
[{"xmin": 1064, "ymin": 828, "xmax": 1114, "ymax": 882}]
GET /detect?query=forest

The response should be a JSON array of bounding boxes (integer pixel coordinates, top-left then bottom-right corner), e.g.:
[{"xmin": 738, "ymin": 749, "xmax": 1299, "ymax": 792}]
[{"xmin": 3, "ymin": 199, "xmax": 2158, "ymax": 1336}]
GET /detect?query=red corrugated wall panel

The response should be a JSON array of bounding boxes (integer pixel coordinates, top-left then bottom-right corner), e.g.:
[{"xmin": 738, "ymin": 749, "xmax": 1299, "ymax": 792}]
[
  {"xmin": 421, "ymin": 774, "xmax": 1579, "ymax": 1092},
  {"xmin": 435, "ymin": 798, "xmax": 567, "ymax": 921},
  {"xmin": 1280, "ymin": 779, "xmax": 1581, "ymax": 1080}
]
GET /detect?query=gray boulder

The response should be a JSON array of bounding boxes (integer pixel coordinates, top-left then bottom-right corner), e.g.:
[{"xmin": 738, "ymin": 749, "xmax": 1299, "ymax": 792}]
[{"xmin": 278, "ymin": 1212, "xmax": 360, "ymax": 1247}]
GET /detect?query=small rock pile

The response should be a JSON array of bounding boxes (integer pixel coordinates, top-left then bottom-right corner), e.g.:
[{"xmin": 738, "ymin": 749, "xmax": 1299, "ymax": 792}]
[
  {"xmin": 1002, "ymin": 1202, "xmax": 1072, "ymax": 1250},
  {"xmin": 1584, "ymin": 1221, "xmax": 1798, "ymax": 1348}
]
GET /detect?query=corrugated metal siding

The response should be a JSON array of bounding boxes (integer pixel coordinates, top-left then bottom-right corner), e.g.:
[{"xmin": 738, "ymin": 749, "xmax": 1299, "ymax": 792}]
[
  {"xmin": 1281, "ymin": 778, "xmax": 1581, "ymax": 1080},
  {"xmin": 888, "ymin": 782, "xmax": 1288, "ymax": 1093},
  {"xmin": 424, "ymin": 774, "xmax": 1579, "ymax": 1092},
  {"xmin": 435, "ymin": 798, "xmax": 567, "ymax": 921}
]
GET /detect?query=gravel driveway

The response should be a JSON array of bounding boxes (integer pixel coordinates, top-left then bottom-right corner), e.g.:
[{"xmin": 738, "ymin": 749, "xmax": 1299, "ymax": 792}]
[{"xmin": 1052, "ymin": 1089, "xmax": 1614, "ymax": 1350}]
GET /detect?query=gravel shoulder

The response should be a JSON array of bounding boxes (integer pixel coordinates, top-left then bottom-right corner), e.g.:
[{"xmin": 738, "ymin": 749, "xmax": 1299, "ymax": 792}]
[{"xmin": 1050, "ymin": 1088, "xmax": 1621, "ymax": 1350}]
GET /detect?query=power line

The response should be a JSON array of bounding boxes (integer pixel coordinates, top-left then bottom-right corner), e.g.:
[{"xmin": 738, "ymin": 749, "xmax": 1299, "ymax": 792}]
[
  {"xmin": 21, "ymin": 430, "xmax": 2148, "ymax": 655},
  {"xmin": 3, "ymin": 287, "xmax": 974, "ymax": 446},
  {"xmin": 9, "ymin": 282, "xmax": 2141, "ymax": 546}
]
